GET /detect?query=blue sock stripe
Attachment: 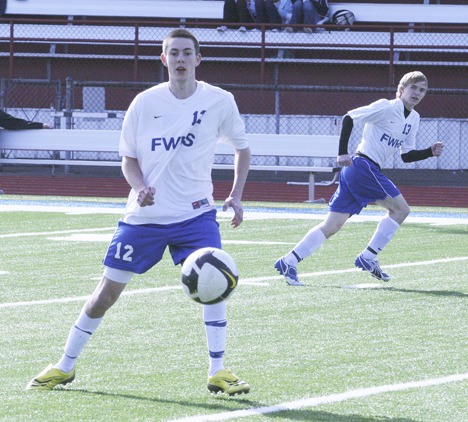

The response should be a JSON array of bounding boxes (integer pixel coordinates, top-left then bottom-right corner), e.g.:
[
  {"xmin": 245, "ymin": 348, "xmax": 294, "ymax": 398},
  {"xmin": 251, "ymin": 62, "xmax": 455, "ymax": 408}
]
[
  {"xmin": 205, "ymin": 319, "xmax": 227, "ymax": 327},
  {"xmin": 209, "ymin": 350, "xmax": 225, "ymax": 359},
  {"xmin": 65, "ymin": 353, "xmax": 78, "ymax": 360},
  {"xmin": 74, "ymin": 325, "xmax": 93, "ymax": 336},
  {"xmin": 292, "ymin": 250, "xmax": 302, "ymax": 262}
]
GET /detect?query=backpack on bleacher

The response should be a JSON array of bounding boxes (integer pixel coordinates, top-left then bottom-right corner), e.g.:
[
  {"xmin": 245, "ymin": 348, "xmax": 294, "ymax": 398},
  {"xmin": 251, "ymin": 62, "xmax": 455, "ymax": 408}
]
[{"xmin": 332, "ymin": 9, "xmax": 355, "ymax": 26}]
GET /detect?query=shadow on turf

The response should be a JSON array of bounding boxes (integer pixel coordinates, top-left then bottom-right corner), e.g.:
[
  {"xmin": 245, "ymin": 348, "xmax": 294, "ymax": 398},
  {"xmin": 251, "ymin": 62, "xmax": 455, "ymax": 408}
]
[
  {"xmin": 333, "ymin": 285, "xmax": 468, "ymax": 298},
  {"xmin": 60, "ymin": 387, "xmax": 259, "ymax": 411},
  {"xmin": 375, "ymin": 287, "xmax": 467, "ymax": 298},
  {"xmin": 59, "ymin": 388, "xmax": 418, "ymax": 421},
  {"xmin": 264, "ymin": 410, "xmax": 418, "ymax": 421},
  {"xmin": 388, "ymin": 288, "xmax": 468, "ymax": 298}
]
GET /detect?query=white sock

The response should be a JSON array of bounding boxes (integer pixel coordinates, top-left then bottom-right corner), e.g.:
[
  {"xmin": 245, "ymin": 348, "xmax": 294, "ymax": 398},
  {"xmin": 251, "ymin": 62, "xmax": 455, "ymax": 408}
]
[
  {"xmin": 56, "ymin": 309, "xmax": 103, "ymax": 373},
  {"xmin": 362, "ymin": 216, "xmax": 400, "ymax": 259},
  {"xmin": 284, "ymin": 227, "xmax": 327, "ymax": 265},
  {"xmin": 204, "ymin": 301, "xmax": 227, "ymax": 377}
]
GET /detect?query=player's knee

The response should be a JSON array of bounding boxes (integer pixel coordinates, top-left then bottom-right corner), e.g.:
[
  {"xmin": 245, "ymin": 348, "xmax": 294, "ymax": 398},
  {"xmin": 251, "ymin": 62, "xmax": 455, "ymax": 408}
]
[
  {"xmin": 321, "ymin": 220, "xmax": 345, "ymax": 238},
  {"xmin": 391, "ymin": 203, "xmax": 410, "ymax": 224},
  {"xmin": 397, "ymin": 203, "xmax": 410, "ymax": 220},
  {"xmin": 403, "ymin": 204, "xmax": 410, "ymax": 219},
  {"xmin": 87, "ymin": 289, "xmax": 120, "ymax": 316}
]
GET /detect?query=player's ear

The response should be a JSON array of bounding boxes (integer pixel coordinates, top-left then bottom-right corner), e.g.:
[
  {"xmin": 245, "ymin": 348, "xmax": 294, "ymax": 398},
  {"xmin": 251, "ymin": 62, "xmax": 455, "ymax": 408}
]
[
  {"xmin": 161, "ymin": 52, "xmax": 168, "ymax": 67},
  {"xmin": 195, "ymin": 53, "xmax": 202, "ymax": 67},
  {"xmin": 396, "ymin": 86, "xmax": 403, "ymax": 98}
]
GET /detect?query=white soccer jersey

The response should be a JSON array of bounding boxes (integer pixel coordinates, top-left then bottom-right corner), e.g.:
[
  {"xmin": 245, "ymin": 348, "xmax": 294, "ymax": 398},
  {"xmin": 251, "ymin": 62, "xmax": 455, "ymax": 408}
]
[
  {"xmin": 119, "ymin": 81, "xmax": 249, "ymax": 225},
  {"xmin": 348, "ymin": 98, "xmax": 420, "ymax": 168}
]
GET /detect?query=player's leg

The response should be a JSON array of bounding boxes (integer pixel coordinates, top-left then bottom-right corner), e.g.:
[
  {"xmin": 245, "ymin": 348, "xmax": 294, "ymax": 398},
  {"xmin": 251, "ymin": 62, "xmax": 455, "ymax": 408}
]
[
  {"xmin": 204, "ymin": 301, "xmax": 249, "ymax": 395},
  {"xmin": 170, "ymin": 210, "xmax": 249, "ymax": 395},
  {"xmin": 376, "ymin": 193, "xmax": 410, "ymax": 225},
  {"xmin": 355, "ymin": 194, "xmax": 410, "ymax": 282},
  {"xmin": 27, "ymin": 221, "xmax": 164, "ymax": 390},
  {"xmin": 57, "ymin": 273, "xmax": 130, "ymax": 370},
  {"xmin": 348, "ymin": 158, "xmax": 407, "ymax": 281},
  {"xmin": 274, "ymin": 211, "xmax": 349, "ymax": 286},
  {"xmin": 275, "ymin": 165, "xmax": 360, "ymax": 286},
  {"xmin": 26, "ymin": 273, "xmax": 131, "ymax": 390}
]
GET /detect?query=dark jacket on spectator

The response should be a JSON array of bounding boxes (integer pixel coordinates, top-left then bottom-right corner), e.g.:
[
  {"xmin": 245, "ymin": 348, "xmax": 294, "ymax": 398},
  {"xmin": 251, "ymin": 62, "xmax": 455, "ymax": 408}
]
[{"xmin": 0, "ymin": 110, "xmax": 45, "ymax": 130}]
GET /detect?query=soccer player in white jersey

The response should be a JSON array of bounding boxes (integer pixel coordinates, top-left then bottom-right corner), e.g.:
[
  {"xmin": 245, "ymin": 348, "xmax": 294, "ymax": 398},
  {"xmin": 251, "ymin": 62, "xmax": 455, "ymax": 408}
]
[
  {"xmin": 27, "ymin": 29, "xmax": 252, "ymax": 395},
  {"xmin": 275, "ymin": 71, "xmax": 444, "ymax": 286}
]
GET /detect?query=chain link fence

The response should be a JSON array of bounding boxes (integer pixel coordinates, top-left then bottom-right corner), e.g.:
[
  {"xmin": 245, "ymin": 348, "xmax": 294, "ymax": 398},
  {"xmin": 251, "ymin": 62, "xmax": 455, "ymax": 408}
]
[{"xmin": 1, "ymin": 18, "xmax": 467, "ymax": 173}]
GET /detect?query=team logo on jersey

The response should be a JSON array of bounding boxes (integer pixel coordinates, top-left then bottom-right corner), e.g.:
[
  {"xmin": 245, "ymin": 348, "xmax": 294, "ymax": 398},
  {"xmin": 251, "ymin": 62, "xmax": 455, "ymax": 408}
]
[
  {"xmin": 380, "ymin": 133, "xmax": 403, "ymax": 148},
  {"xmin": 151, "ymin": 109, "xmax": 207, "ymax": 151},
  {"xmin": 152, "ymin": 133, "xmax": 195, "ymax": 151}
]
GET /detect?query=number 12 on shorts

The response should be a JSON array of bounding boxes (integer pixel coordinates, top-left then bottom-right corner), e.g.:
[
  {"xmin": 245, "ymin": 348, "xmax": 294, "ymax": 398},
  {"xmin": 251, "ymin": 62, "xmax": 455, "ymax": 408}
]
[{"xmin": 114, "ymin": 242, "xmax": 134, "ymax": 262}]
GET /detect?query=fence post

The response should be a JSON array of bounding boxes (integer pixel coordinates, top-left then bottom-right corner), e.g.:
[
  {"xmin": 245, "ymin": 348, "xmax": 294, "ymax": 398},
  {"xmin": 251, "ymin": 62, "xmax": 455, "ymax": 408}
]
[
  {"xmin": 64, "ymin": 76, "xmax": 74, "ymax": 174},
  {"xmin": 133, "ymin": 24, "xmax": 139, "ymax": 82},
  {"xmin": 65, "ymin": 76, "xmax": 73, "ymax": 130},
  {"xmin": 0, "ymin": 78, "xmax": 5, "ymax": 109}
]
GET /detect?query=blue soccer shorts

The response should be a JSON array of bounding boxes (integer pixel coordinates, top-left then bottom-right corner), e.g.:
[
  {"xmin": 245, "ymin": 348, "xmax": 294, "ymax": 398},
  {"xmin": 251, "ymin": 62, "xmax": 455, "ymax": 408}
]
[
  {"xmin": 103, "ymin": 209, "xmax": 221, "ymax": 275},
  {"xmin": 329, "ymin": 154, "xmax": 401, "ymax": 215}
]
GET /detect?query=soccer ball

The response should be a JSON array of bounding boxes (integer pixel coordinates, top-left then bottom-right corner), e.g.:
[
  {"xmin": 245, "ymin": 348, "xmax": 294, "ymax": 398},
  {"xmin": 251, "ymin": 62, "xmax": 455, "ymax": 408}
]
[{"xmin": 180, "ymin": 247, "xmax": 238, "ymax": 305}]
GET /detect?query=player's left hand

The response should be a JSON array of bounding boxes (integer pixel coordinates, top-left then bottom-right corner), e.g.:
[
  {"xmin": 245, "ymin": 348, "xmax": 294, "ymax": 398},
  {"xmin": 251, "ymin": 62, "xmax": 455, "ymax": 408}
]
[
  {"xmin": 431, "ymin": 142, "xmax": 444, "ymax": 156},
  {"xmin": 223, "ymin": 196, "xmax": 244, "ymax": 228}
]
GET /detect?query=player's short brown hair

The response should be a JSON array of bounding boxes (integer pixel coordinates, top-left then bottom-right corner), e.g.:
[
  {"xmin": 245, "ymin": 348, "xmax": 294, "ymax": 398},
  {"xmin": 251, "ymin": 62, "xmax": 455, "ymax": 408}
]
[{"xmin": 162, "ymin": 29, "xmax": 200, "ymax": 55}]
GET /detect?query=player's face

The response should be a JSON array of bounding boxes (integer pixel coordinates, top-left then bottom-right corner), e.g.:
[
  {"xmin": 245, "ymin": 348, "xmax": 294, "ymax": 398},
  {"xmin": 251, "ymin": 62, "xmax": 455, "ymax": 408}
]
[
  {"xmin": 161, "ymin": 37, "xmax": 201, "ymax": 82},
  {"xmin": 399, "ymin": 80, "xmax": 427, "ymax": 110}
]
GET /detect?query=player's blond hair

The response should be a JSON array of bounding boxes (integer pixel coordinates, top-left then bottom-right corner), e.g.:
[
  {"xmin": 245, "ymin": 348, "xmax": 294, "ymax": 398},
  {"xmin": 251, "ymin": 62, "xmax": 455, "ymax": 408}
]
[
  {"xmin": 396, "ymin": 71, "xmax": 428, "ymax": 98},
  {"xmin": 162, "ymin": 29, "xmax": 200, "ymax": 55}
]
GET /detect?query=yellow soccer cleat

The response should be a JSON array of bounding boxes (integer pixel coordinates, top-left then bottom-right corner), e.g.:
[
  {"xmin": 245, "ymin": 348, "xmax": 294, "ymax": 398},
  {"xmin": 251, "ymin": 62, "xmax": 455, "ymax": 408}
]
[
  {"xmin": 26, "ymin": 364, "xmax": 75, "ymax": 390},
  {"xmin": 207, "ymin": 369, "xmax": 250, "ymax": 396}
]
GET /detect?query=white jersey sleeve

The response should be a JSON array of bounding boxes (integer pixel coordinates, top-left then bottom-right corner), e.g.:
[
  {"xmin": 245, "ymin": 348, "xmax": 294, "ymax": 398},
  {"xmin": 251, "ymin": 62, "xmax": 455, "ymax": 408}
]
[{"xmin": 218, "ymin": 94, "xmax": 249, "ymax": 150}]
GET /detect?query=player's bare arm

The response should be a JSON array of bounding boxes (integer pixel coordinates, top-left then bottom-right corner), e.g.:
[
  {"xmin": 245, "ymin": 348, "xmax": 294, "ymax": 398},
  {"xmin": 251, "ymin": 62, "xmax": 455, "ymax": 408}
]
[
  {"xmin": 122, "ymin": 156, "xmax": 155, "ymax": 207},
  {"xmin": 223, "ymin": 146, "xmax": 251, "ymax": 228}
]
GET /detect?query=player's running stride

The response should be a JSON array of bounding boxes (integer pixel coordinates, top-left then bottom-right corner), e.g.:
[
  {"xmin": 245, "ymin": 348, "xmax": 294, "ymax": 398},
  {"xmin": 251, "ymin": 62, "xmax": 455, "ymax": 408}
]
[{"xmin": 275, "ymin": 71, "xmax": 444, "ymax": 286}]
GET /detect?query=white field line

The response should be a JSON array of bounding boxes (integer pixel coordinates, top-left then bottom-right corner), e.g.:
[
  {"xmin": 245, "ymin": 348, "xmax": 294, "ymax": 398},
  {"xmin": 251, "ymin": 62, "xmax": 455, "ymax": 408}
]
[
  {"xmin": 0, "ymin": 203, "xmax": 467, "ymax": 225},
  {"xmin": 0, "ymin": 256, "xmax": 466, "ymax": 309},
  {"xmin": 0, "ymin": 281, "xmax": 268, "ymax": 309},
  {"xmin": 244, "ymin": 256, "xmax": 468, "ymax": 283},
  {"xmin": 0, "ymin": 227, "xmax": 115, "ymax": 239},
  {"xmin": 170, "ymin": 372, "xmax": 468, "ymax": 422}
]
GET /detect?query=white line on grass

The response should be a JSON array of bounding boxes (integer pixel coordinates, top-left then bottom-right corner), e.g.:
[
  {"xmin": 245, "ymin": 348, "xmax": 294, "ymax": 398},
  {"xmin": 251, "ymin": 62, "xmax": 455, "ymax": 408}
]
[
  {"xmin": 1, "ymin": 256, "xmax": 465, "ymax": 308},
  {"xmin": 242, "ymin": 256, "xmax": 468, "ymax": 283},
  {"xmin": 0, "ymin": 227, "xmax": 115, "ymax": 239},
  {"xmin": 0, "ymin": 281, "xmax": 269, "ymax": 309},
  {"xmin": 171, "ymin": 372, "xmax": 468, "ymax": 422},
  {"xmin": 45, "ymin": 233, "xmax": 295, "ymax": 245},
  {"xmin": 1, "ymin": 203, "xmax": 467, "ymax": 226},
  {"xmin": 1, "ymin": 228, "xmax": 295, "ymax": 245}
]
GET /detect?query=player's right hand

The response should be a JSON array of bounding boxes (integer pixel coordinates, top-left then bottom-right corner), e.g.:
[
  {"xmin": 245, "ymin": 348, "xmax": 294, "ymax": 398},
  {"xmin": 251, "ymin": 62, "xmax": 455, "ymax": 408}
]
[
  {"xmin": 137, "ymin": 187, "xmax": 156, "ymax": 207},
  {"xmin": 431, "ymin": 142, "xmax": 444, "ymax": 156},
  {"xmin": 337, "ymin": 154, "xmax": 352, "ymax": 167}
]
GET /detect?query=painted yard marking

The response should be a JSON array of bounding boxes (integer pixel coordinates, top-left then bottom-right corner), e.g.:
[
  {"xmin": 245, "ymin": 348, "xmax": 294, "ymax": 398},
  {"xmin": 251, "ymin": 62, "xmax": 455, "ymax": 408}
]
[{"xmin": 170, "ymin": 372, "xmax": 468, "ymax": 421}]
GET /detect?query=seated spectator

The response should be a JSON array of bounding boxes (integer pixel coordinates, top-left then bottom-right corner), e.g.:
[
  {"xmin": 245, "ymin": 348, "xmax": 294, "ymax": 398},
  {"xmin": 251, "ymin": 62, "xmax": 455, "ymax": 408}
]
[
  {"xmin": 0, "ymin": 110, "xmax": 52, "ymax": 129},
  {"xmin": 218, "ymin": 0, "xmax": 256, "ymax": 32},
  {"xmin": 286, "ymin": 0, "xmax": 329, "ymax": 33},
  {"xmin": 255, "ymin": 0, "xmax": 293, "ymax": 30}
]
